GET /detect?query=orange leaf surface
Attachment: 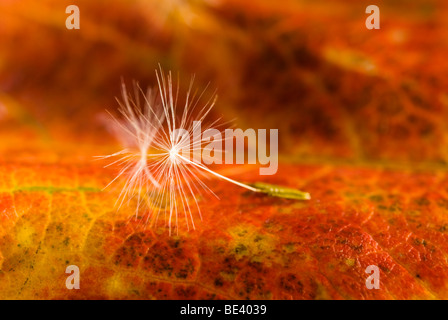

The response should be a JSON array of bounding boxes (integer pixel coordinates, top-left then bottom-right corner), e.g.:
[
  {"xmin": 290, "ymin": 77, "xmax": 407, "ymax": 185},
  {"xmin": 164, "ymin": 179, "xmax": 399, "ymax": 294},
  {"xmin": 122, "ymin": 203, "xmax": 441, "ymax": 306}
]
[
  {"xmin": 0, "ymin": 0, "xmax": 447, "ymax": 300},
  {"xmin": 1, "ymin": 159, "xmax": 448, "ymax": 299}
]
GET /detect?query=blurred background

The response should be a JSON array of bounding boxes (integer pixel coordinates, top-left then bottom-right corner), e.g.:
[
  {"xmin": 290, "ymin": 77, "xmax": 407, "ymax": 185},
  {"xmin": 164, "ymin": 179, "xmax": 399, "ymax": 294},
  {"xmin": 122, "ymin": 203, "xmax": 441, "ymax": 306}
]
[{"xmin": 0, "ymin": 0, "xmax": 447, "ymax": 166}]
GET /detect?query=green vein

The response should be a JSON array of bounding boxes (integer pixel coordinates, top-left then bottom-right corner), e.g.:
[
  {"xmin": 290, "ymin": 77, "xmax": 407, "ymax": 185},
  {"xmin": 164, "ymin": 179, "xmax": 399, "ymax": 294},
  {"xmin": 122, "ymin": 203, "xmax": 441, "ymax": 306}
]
[{"xmin": 10, "ymin": 186, "xmax": 102, "ymax": 194}]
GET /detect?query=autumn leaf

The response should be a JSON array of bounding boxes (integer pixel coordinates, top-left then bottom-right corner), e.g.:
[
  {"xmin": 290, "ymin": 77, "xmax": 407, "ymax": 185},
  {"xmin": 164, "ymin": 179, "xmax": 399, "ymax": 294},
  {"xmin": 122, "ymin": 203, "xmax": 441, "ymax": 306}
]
[{"xmin": 0, "ymin": 0, "xmax": 447, "ymax": 300}]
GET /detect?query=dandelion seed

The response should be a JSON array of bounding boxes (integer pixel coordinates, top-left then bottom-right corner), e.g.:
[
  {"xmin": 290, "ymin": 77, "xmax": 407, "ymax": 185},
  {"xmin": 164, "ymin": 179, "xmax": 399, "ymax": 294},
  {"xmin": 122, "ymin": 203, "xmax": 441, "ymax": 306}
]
[
  {"xmin": 101, "ymin": 67, "xmax": 310, "ymax": 235},
  {"xmin": 98, "ymin": 80, "xmax": 164, "ymax": 213}
]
